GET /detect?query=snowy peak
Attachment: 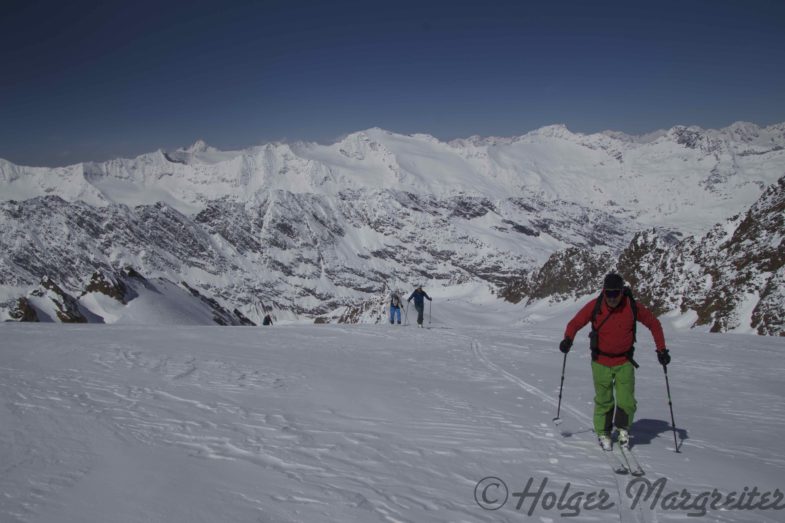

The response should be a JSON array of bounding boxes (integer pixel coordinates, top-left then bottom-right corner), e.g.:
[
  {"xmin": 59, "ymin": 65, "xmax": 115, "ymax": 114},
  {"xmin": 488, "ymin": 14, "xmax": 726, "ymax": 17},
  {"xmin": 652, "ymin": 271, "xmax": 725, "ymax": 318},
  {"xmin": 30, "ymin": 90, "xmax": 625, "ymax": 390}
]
[
  {"xmin": 659, "ymin": 121, "xmax": 785, "ymax": 154},
  {"xmin": 333, "ymin": 129, "xmax": 390, "ymax": 159},
  {"xmin": 162, "ymin": 140, "xmax": 240, "ymax": 167},
  {"xmin": 724, "ymin": 121, "xmax": 761, "ymax": 142},
  {"xmin": 524, "ymin": 123, "xmax": 574, "ymax": 140},
  {"xmin": 664, "ymin": 125, "xmax": 709, "ymax": 150},
  {"xmin": 183, "ymin": 139, "xmax": 214, "ymax": 154}
]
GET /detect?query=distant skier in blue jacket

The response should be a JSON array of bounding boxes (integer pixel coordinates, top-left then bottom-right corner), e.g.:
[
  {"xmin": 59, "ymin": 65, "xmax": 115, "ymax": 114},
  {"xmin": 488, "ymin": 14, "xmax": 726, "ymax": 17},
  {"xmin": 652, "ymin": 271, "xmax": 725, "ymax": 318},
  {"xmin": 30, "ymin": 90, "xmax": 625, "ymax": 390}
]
[{"xmin": 407, "ymin": 286, "xmax": 432, "ymax": 327}]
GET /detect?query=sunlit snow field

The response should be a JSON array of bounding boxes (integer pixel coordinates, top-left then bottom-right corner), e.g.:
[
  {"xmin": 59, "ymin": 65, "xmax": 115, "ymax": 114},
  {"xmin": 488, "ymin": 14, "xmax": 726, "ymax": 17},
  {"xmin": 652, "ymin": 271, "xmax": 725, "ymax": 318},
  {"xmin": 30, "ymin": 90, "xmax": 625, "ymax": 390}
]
[{"xmin": 2, "ymin": 304, "xmax": 784, "ymax": 522}]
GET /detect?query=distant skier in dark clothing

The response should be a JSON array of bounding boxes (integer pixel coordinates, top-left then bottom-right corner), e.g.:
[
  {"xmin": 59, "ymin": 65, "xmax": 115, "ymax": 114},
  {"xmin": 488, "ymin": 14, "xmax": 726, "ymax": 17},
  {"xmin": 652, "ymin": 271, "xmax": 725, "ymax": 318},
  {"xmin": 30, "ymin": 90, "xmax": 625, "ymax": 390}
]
[
  {"xmin": 262, "ymin": 314, "xmax": 273, "ymax": 326},
  {"xmin": 407, "ymin": 286, "xmax": 432, "ymax": 327}
]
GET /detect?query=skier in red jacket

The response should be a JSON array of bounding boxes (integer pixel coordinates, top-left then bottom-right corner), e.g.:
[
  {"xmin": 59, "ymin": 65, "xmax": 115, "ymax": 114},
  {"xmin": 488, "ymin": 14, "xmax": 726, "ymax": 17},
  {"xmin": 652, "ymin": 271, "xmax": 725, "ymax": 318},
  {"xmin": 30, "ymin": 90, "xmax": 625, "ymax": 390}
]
[{"xmin": 559, "ymin": 272, "xmax": 670, "ymax": 451}]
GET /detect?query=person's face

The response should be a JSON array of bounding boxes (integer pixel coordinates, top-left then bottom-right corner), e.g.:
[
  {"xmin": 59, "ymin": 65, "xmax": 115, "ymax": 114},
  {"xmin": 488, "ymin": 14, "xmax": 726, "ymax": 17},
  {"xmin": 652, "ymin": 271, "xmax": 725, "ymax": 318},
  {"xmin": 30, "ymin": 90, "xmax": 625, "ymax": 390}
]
[{"xmin": 604, "ymin": 288, "xmax": 623, "ymax": 308}]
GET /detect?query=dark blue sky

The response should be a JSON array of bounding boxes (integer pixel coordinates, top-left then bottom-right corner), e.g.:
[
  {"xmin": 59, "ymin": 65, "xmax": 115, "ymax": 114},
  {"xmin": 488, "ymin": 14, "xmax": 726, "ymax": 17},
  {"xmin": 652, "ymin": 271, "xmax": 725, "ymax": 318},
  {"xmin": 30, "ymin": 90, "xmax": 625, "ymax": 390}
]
[{"xmin": 2, "ymin": 0, "xmax": 784, "ymax": 166}]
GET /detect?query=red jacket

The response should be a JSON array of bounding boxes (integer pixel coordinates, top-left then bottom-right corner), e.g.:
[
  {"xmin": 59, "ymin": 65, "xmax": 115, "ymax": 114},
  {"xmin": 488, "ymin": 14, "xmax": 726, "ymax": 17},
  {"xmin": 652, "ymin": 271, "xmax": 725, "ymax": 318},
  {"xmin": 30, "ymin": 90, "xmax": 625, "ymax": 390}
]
[{"xmin": 565, "ymin": 295, "xmax": 666, "ymax": 367}]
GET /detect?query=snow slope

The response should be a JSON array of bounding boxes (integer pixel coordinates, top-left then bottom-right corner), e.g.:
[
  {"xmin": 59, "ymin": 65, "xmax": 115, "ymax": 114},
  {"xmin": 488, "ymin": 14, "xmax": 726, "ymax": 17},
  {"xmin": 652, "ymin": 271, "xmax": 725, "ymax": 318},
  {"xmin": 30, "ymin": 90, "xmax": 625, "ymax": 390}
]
[{"xmin": 2, "ymin": 308, "xmax": 783, "ymax": 522}]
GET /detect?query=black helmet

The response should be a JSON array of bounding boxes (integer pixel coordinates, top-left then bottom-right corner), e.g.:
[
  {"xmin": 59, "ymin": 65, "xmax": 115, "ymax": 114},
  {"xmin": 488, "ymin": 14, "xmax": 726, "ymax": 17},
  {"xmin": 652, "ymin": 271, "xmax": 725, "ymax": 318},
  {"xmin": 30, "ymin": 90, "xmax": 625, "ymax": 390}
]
[{"xmin": 603, "ymin": 272, "xmax": 624, "ymax": 290}]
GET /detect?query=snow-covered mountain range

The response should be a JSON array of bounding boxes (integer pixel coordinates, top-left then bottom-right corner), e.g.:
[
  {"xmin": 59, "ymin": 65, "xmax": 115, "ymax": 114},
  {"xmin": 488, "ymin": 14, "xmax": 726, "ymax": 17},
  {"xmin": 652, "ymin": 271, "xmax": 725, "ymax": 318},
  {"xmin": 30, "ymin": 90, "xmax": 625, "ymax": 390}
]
[{"xmin": 1, "ymin": 122, "xmax": 783, "ymax": 333}]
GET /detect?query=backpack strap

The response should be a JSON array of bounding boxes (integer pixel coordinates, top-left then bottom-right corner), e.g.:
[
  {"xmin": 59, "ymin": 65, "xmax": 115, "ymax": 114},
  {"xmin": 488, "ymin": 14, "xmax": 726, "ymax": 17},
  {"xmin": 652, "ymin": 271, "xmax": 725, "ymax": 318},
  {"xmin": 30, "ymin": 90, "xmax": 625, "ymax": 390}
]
[
  {"xmin": 593, "ymin": 346, "xmax": 639, "ymax": 369},
  {"xmin": 592, "ymin": 288, "xmax": 638, "ymax": 337},
  {"xmin": 624, "ymin": 287, "xmax": 638, "ymax": 344},
  {"xmin": 590, "ymin": 288, "xmax": 640, "ymax": 368},
  {"xmin": 590, "ymin": 294, "xmax": 612, "ymax": 331}
]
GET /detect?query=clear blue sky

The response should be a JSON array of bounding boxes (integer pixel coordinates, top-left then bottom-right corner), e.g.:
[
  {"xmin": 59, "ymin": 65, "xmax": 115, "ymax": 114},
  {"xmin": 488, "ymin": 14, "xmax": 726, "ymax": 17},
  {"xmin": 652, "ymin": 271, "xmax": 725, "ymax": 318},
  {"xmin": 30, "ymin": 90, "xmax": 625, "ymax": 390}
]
[{"xmin": 2, "ymin": 0, "xmax": 784, "ymax": 166}]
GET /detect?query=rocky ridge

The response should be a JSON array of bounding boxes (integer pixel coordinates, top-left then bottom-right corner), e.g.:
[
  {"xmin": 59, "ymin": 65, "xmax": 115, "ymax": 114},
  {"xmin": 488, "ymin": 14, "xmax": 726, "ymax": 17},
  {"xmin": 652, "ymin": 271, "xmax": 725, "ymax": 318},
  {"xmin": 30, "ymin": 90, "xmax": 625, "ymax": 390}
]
[{"xmin": 503, "ymin": 176, "xmax": 785, "ymax": 335}]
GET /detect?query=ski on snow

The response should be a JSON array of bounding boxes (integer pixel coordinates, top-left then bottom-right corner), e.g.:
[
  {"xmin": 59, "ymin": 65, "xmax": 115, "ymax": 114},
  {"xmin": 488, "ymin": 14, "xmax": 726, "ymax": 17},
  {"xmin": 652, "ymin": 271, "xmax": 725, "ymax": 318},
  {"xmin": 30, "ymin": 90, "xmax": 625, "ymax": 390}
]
[
  {"xmin": 605, "ymin": 446, "xmax": 629, "ymax": 475},
  {"xmin": 597, "ymin": 441, "xmax": 644, "ymax": 476},
  {"xmin": 618, "ymin": 446, "xmax": 645, "ymax": 476}
]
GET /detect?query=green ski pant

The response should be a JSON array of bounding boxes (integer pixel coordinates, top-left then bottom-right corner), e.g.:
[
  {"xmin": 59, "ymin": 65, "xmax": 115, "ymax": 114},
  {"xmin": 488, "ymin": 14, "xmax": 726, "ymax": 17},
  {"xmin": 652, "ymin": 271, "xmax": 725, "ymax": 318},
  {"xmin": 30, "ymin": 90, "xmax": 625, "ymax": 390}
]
[{"xmin": 591, "ymin": 361, "xmax": 636, "ymax": 435}]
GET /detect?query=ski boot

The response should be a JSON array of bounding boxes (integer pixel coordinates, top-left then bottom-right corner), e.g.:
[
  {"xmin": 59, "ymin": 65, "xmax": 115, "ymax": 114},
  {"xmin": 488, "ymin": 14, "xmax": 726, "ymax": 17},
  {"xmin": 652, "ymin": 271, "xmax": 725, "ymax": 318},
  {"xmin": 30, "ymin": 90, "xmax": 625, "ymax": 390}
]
[
  {"xmin": 616, "ymin": 428, "xmax": 630, "ymax": 449},
  {"xmin": 598, "ymin": 433, "xmax": 613, "ymax": 451}
]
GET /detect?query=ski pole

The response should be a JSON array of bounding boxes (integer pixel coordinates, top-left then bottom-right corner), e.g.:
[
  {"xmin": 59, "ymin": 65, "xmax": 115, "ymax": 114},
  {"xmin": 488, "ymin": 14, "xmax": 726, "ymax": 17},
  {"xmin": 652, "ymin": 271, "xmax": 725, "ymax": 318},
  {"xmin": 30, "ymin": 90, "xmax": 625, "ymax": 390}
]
[
  {"xmin": 553, "ymin": 352, "xmax": 567, "ymax": 425},
  {"xmin": 428, "ymin": 300, "xmax": 432, "ymax": 324},
  {"xmin": 662, "ymin": 365, "xmax": 680, "ymax": 452},
  {"xmin": 404, "ymin": 302, "xmax": 409, "ymax": 326}
]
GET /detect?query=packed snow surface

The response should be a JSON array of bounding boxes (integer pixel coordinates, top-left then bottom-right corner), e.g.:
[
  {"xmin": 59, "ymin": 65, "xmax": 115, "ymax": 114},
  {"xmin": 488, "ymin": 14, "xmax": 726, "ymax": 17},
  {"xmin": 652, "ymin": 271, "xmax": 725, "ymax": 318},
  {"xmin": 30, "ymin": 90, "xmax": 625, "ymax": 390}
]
[{"xmin": 1, "ymin": 306, "xmax": 784, "ymax": 522}]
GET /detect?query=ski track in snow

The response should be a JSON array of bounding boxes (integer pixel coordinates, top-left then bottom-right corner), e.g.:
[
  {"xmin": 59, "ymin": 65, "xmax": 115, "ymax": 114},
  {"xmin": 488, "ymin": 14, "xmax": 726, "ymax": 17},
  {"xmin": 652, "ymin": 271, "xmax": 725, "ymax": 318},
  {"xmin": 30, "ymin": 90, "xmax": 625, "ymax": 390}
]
[
  {"xmin": 0, "ymin": 323, "xmax": 784, "ymax": 522},
  {"xmin": 470, "ymin": 337, "xmax": 651, "ymax": 523}
]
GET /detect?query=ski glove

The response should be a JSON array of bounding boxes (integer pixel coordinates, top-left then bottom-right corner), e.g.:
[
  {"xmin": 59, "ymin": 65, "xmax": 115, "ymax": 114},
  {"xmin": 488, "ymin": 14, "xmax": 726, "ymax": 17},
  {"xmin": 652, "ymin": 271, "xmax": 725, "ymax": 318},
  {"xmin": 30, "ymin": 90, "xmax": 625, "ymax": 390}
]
[
  {"xmin": 657, "ymin": 348, "xmax": 671, "ymax": 366},
  {"xmin": 559, "ymin": 337, "xmax": 572, "ymax": 354}
]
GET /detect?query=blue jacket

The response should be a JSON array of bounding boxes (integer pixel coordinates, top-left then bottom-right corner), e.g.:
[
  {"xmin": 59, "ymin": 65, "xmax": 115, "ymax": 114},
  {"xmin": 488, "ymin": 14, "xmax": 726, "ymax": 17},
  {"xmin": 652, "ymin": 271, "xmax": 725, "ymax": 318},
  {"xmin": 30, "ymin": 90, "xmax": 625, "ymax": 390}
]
[{"xmin": 408, "ymin": 289, "xmax": 432, "ymax": 308}]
